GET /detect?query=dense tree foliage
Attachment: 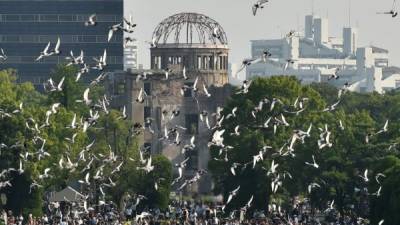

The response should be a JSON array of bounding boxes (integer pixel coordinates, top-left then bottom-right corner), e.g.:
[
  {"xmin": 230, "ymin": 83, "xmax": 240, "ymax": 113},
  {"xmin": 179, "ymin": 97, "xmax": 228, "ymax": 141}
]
[
  {"xmin": 209, "ymin": 76, "xmax": 400, "ymax": 224},
  {"xmin": 0, "ymin": 67, "xmax": 172, "ymax": 215}
]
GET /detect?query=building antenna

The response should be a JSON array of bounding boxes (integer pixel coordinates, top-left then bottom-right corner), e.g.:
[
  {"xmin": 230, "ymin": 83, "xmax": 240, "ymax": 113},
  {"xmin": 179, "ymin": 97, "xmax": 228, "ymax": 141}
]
[
  {"xmin": 348, "ymin": 0, "xmax": 352, "ymax": 27},
  {"xmin": 311, "ymin": 0, "xmax": 315, "ymax": 15}
]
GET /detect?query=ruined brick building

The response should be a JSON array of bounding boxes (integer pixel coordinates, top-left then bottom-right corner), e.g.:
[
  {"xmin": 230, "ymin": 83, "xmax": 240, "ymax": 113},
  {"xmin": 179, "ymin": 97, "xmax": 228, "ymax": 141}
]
[{"xmin": 107, "ymin": 12, "xmax": 232, "ymax": 194}]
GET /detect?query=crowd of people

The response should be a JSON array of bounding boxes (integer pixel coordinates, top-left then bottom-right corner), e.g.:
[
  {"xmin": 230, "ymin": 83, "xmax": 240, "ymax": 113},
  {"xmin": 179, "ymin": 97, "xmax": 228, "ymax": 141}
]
[{"xmin": 0, "ymin": 198, "xmax": 371, "ymax": 225}]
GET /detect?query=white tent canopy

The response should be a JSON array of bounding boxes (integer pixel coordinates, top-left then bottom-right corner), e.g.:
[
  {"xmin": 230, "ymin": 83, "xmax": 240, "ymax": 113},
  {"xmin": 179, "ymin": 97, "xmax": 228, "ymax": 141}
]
[{"xmin": 48, "ymin": 186, "xmax": 85, "ymax": 202}]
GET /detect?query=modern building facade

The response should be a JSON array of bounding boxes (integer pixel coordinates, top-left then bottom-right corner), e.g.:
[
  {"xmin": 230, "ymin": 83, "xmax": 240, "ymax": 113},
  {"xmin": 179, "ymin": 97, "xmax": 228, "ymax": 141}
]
[
  {"xmin": 107, "ymin": 13, "xmax": 231, "ymax": 194},
  {"xmin": 228, "ymin": 63, "xmax": 242, "ymax": 86},
  {"xmin": 123, "ymin": 38, "xmax": 138, "ymax": 71},
  {"xmin": 0, "ymin": 0, "xmax": 123, "ymax": 85},
  {"xmin": 247, "ymin": 15, "xmax": 400, "ymax": 93}
]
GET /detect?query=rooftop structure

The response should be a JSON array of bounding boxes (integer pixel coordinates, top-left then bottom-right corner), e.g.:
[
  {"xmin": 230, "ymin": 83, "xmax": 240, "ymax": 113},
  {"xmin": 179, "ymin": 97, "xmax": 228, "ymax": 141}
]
[
  {"xmin": 246, "ymin": 15, "xmax": 400, "ymax": 93},
  {"xmin": 152, "ymin": 12, "xmax": 228, "ymax": 45}
]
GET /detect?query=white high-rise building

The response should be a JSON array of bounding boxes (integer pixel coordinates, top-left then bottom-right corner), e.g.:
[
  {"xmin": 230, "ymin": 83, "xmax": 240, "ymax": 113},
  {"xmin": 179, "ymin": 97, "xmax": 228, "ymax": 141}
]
[
  {"xmin": 124, "ymin": 38, "xmax": 138, "ymax": 71},
  {"xmin": 247, "ymin": 15, "xmax": 400, "ymax": 93},
  {"xmin": 228, "ymin": 63, "xmax": 242, "ymax": 86}
]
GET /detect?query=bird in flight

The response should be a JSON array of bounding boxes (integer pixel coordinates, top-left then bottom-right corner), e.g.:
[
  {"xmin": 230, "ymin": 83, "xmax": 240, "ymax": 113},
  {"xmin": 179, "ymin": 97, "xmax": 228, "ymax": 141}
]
[
  {"xmin": 378, "ymin": 0, "xmax": 398, "ymax": 17},
  {"xmin": 85, "ymin": 14, "xmax": 97, "ymax": 26},
  {"xmin": 252, "ymin": 0, "xmax": 269, "ymax": 16},
  {"xmin": 0, "ymin": 48, "xmax": 7, "ymax": 62}
]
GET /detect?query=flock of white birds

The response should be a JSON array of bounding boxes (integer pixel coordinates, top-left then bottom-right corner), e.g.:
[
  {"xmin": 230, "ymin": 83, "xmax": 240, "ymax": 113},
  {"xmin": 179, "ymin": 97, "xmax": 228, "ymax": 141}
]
[{"xmin": 0, "ymin": 0, "xmax": 397, "ymax": 224}]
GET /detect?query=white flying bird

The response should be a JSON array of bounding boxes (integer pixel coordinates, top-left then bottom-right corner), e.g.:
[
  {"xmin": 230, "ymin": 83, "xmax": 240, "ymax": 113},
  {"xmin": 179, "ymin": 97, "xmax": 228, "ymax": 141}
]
[
  {"xmin": 0, "ymin": 48, "xmax": 7, "ymax": 61},
  {"xmin": 359, "ymin": 169, "xmax": 369, "ymax": 182},
  {"xmin": 85, "ymin": 14, "xmax": 97, "ymax": 26},
  {"xmin": 226, "ymin": 185, "xmax": 240, "ymax": 205},
  {"xmin": 305, "ymin": 155, "xmax": 319, "ymax": 169}
]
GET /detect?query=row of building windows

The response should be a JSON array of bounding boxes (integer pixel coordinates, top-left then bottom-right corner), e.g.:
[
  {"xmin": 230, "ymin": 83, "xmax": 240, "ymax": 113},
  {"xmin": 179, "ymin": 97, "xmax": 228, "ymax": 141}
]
[
  {"xmin": 3, "ymin": 56, "xmax": 123, "ymax": 64},
  {"xmin": 168, "ymin": 56, "xmax": 182, "ymax": 65},
  {"xmin": 139, "ymin": 81, "xmax": 196, "ymax": 98},
  {"xmin": 143, "ymin": 106, "xmax": 200, "ymax": 135},
  {"xmin": 253, "ymin": 46, "xmax": 282, "ymax": 58},
  {"xmin": 197, "ymin": 55, "xmax": 228, "ymax": 70},
  {"xmin": 17, "ymin": 76, "xmax": 47, "ymax": 84},
  {"xmin": 142, "ymin": 142, "xmax": 198, "ymax": 170},
  {"xmin": 0, "ymin": 14, "xmax": 122, "ymax": 22},
  {"xmin": 153, "ymin": 56, "xmax": 162, "ymax": 69},
  {"xmin": 0, "ymin": 35, "xmax": 122, "ymax": 43},
  {"xmin": 152, "ymin": 55, "xmax": 228, "ymax": 70},
  {"xmin": 16, "ymin": 74, "xmax": 97, "ymax": 84}
]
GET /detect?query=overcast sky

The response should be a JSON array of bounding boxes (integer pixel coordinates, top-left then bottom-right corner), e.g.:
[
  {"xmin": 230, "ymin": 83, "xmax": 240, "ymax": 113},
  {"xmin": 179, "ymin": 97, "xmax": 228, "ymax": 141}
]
[{"xmin": 125, "ymin": 0, "xmax": 400, "ymax": 69}]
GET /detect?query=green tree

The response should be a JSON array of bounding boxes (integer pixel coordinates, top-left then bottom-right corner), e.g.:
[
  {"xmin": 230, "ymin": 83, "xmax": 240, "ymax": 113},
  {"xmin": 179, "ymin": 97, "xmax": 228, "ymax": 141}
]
[
  {"xmin": 0, "ymin": 66, "xmax": 172, "ymax": 216},
  {"xmin": 209, "ymin": 76, "xmax": 400, "ymax": 221}
]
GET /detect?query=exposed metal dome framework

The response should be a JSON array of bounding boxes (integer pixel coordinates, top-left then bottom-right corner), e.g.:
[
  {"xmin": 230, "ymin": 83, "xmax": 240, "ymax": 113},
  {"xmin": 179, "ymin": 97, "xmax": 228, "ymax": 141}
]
[{"xmin": 152, "ymin": 12, "xmax": 228, "ymax": 45}]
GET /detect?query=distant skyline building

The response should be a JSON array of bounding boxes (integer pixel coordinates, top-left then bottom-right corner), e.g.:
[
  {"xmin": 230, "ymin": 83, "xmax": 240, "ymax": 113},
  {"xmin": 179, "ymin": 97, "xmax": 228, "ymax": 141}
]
[
  {"xmin": 0, "ymin": 0, "xmax": 124, "ymax": 85},
  {"xmin": 247, "ymin": 14, "xmax": 400, "ymax": 93},
  {"xmin": 124, "ymin": 38, "xmax": 138, "ymax": 71},
  {"xmin": 228, "ymin": 63, "xmax": 242, "ymax": 86}
]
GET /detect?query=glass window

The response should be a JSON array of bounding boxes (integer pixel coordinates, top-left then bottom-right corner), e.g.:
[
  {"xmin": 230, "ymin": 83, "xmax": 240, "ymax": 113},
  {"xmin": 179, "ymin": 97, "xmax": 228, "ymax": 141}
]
[
  {"xmin": 20, "ymin": 35, "xmax": 36, "ymax": 43},
  {"xmin": 20, "ymin": 15, "xmax": 35, "ymax": 21},
  {"xmin": 184, "ymin": 82, "xmax": 193, "ymax": 97},
  {"xmin": 116, "ymin": 83, "xmax": 125, "ymax": 95},
  {"xmin": 185, "ymin": 150, "xmax": 198, "ymax": 170},
  {"xmin": 144, "ymin": 107, "xmax": 152, "ymax": 120},
  {"xmin": 185, "ymin": 114, "xmax": 199, "ymax": 134},
  {"xmin": 76, "ymin": 15, "xmax": 85, "ymax": 22},
  {"xmin": 61, "ymin": 35, "xmax": 73, "ymax": 43},
  {"xmin": 59, "ymin": 15, "xmax": 73, "ymax": 21},
  {"xmin": 197, "ymin": 56, "xmax": 202, "ymax": 69},
  {"xmin": 39, "ymin": 35, "xmax": 55, "ymax": 43},
  {"xmin": 44, "ymin": 56, "xmax": 58, "ymax": 63},
  {"xmin": 5, "ymin": 36, "xmax": 19, "ymax": 42},
  {"xmin": 115, "ymin": 15, "xmax": 123, "ymax": 22},
  {"xmin": 40, "ymin": 15, "xmax": 58, "ymax": 21},
  {"xmin": 116, "ymin": 56, "xmax": 123, "ymax": 64},
  {"xmin": 96, "ymin": 35, "xmax": 108, "ymax": 43},
  {"xmin": 144, "ymin": 82, "xmax": 151, "ymax": 95},
  {"xmin": 5, "ymin": 15, "xmax": 19, "ymax": 21},
  {"xmin": 21, "ymin": 56, "xmax": 34, "ymax": 63},
  {"xmin": 97, "ymin": 15, "xmax": 113, "ymax": 22},
  {"xmin": 203, "ymin": 56, "xmax": 207, "ymax": 69},
  {"xmin": 82, "ymin": 36, "xmax": 96, "ymax": 42},
  {"xmin": 153, "ymin": 56, "xmax": 161, "ymax": 69}
]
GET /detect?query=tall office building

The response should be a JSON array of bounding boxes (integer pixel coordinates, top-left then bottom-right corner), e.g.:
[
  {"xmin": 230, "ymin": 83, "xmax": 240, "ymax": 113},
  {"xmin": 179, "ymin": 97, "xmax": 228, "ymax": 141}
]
[
  {"xmin": 123, "ymin": 38, "xmax": 138, "ymax": 71},
  {"xmin": 0, "ymin": 0, "xmax": 123, "ymax": 85}
]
